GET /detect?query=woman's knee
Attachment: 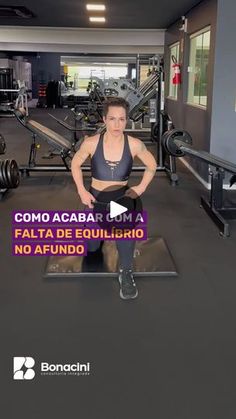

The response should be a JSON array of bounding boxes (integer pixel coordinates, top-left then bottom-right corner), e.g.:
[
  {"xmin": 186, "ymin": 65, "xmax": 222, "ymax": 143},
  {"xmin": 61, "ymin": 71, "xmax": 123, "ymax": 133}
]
[{"xmin": 87, "ymin": 240, "xmax": 102, "ymax": 252}]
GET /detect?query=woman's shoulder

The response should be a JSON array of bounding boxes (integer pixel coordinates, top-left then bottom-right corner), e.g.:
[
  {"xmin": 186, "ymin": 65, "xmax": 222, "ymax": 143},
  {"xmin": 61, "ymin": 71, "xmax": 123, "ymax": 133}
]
[
  {"xmin": 127, "ymin": 135, "xmax": 142, "ymax": 151},
  {"xmin": 84, "ymin": 133, "xmax": 100, "ymax": 144},
  {"xmin": 83, "ymin": 133, "xmax": 100, "ymax": 151},
  {"xmin": 83, "ymin": 133, "xmax": 104, "ymax": 159}
]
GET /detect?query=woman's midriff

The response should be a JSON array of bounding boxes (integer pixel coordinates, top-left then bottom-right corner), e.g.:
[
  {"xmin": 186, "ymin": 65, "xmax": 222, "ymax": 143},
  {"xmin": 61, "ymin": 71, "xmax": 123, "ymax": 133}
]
[{"xmin": 91, "ymin": 177, "xmax": 128, "ymax": 191}]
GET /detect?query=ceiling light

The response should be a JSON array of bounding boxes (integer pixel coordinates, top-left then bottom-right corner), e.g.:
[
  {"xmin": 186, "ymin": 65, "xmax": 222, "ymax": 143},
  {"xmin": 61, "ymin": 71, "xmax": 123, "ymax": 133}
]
[
  {"xmin": 89, "ymin": 17, "xmax": 106, "ymax": 22},
  {"xmin": 86, "ymin": 4, "xmax": 106, "ymax": 11}
]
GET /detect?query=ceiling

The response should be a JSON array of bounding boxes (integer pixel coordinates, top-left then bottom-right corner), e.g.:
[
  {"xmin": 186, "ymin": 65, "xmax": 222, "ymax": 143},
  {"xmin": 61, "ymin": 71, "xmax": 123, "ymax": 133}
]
[{"xmin": 0, "ymin": 0, "xmax": 202, "ymax": 29}]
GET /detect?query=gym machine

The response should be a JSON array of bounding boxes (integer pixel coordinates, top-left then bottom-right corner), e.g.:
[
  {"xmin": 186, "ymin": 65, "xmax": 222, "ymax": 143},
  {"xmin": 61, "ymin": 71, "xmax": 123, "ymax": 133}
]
[
  {"xmin": 0, "ymin": 57, "xmax": 32, "ymax": 115},
  {"xmin": 14, "ymin": 105, "xmax": 101, "ymax": 173},
  {"xmin": 72, "ymin": 67, "xmax": 161, "ymax": 124},
  {"xmin": 162, "ymin": 129, "xmax": 236, "ymax": 237},
  {"xmin": 0, "ymin": 67, "xmax": 14, "ymax": 114},
  {"xmin": 14, "ymin": 108, "xmax": 75, "ymax": 174}
]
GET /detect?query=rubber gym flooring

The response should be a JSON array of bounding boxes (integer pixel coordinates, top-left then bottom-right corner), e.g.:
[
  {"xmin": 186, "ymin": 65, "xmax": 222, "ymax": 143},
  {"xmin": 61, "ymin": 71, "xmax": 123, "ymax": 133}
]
[{"xmin": 1, "ymin": 109, "xmax": 236, "ymax": 418}]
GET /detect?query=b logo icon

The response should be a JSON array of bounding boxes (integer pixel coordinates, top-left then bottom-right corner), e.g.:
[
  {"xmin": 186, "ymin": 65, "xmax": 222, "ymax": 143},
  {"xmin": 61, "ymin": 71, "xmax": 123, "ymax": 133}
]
[{"xmin": 13, "ymin": 357, "xmax": 35, "ymax": 380}]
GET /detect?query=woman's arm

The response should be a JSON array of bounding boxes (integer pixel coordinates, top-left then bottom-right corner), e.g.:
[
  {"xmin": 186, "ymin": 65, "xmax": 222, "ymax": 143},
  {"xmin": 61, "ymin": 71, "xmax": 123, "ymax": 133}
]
[
  {"xmin": 126, "ymin": 139, "xmax": 157, "ymax": 197},
  {"xmin": 71, "ymin": 140, "xmax": 90, "ymax": 194},
  {"xmin": 71, "ymin": 139, "xmax": 96, "ymax": 208}
]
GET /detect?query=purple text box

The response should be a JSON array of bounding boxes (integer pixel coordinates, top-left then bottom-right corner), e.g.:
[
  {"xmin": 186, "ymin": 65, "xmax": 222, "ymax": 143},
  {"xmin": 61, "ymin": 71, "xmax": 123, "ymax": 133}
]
[
  {"xmin": 12, "ymin": 241, "xmax": 87, "ymax": 256},
  {"xmin": 12, "ymin": 210, "xmax": 148, "ymax": 225},
  {"xmin": 12, "ymin": 226, "xmax": 147, "ymax": 241}
]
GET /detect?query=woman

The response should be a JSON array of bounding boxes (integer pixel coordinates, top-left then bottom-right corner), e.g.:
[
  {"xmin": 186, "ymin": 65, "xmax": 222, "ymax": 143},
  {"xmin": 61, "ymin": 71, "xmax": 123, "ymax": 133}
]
[{"xmin": 71, "ymin": 97, "xmax": 157, "ymax": 300}]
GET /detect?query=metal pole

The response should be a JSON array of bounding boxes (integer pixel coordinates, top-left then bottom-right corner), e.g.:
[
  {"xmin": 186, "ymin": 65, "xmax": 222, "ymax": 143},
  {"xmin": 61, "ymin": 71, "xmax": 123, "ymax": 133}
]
[
  {"xmin": 19, "ymin": 165, "xmax": 163, "ymax": 173},
  {"xmin": 136, "ymin": 54, "xmax": 140, "ymax": 89},
  {"xmin": 158, "ymin": 71, "xmax": 164, "ymax": 167},
  {"xmin": 176, "ymin": 143, "xmax": 236, "ymax": 174}
]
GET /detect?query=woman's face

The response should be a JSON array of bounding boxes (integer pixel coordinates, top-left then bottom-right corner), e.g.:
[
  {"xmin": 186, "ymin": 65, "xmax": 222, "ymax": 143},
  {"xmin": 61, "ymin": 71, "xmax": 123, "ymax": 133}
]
[{"xmin": 103, "ymin": 106, "xmax": 127, "ymax": 137}]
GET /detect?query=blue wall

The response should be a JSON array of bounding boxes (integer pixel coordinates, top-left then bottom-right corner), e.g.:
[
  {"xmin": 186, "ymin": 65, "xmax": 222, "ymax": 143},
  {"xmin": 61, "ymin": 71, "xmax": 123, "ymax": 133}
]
[
  {"xmin": 210, "ymin": 0, "xmax": 236, "ymax": 164},
  {"xmin": 164, "ymin": 0, "xmax": 217, "ymax": 180}
]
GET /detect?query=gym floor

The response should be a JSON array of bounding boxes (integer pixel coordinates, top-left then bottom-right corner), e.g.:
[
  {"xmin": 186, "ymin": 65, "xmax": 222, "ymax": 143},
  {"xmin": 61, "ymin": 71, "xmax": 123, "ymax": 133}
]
[{"xmin": 1, "ymin": 109, "xmax": 236, "ymax": 418}]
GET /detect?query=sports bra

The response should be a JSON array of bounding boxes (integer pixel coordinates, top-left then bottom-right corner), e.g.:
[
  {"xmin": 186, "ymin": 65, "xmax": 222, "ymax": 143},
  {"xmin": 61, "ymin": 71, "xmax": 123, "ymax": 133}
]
[{"xmin": 91, "ymin": 132, "xmax": 133, "ymax": 181}]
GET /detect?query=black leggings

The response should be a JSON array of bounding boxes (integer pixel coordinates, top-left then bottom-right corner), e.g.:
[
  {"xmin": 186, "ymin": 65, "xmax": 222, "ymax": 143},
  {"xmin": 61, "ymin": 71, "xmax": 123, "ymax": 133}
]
[{"xmin": 86, "ymin": 185, "xmax": 136, "ymax": 270}]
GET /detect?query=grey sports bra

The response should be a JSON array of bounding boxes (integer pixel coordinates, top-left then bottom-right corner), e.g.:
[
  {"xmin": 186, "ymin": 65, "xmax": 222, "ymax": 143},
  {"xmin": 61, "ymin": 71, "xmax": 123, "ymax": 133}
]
[{"xmin": 91, "ymin": 132, "xmax": 133, "ymax": 181}]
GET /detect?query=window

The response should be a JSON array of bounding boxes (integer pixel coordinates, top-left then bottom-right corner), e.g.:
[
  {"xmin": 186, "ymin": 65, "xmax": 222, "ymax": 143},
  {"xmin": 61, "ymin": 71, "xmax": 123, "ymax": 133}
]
[
  {"xmin": 187, "ymin": 27, "xmax": 211, "ymax": 107},
  {"xmin": 168, "ymin": 42, "xmax": 180, "ymax": 99},
  {"xmin": 61, "ymin": 61, "xmax": 128, "ymax": 92}
]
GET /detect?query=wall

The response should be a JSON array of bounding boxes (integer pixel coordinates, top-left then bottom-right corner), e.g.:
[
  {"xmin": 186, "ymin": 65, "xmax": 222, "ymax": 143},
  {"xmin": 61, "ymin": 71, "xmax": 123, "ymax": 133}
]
[
  {"xmin": 0, "ymin": 27, "xmax": 164, "ymax": 55},
  {"xmin": 164, "ymin": 0, "xmax": 218, "ymax": 180},
  {"xmin": 0, "ymin": 26, "xmax": 165, "ymax": 99},
  {"xmin": 210, "ymin": 0, "xmax": 236, "ymax": 163},
  {"xmin": 28, "ymin": 53, "xmax": 61, "ymax": 98}
]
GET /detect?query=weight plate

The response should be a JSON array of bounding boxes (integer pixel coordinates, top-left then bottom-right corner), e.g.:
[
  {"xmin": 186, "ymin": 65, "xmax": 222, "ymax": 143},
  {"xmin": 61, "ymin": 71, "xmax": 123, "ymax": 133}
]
[
  {"xmin": 88, "ymin": 114, "xmax": 99, "ymax": 124},
  {"xmin": 4, "ymin": 159, "xmax": 11, "ymax": 188},
  {"xmin": 0, "ymin": 160, "xmax": 9, "ymax": 188},
  {"xmin": 162, "ymin": 129, "xmax": 190, "ymax": 157},
  {"xmin": 0, "ymin": 161, "xmax": 5, "ymax": 188},
  {"xmin": 6, "ymin": 159, "xmax": 14, "ymax": 188},
  {"xmin": 168, "ymin": 129, "xmax": 192, "ymax": 146},
  {"xmin": 9, "ymin": 160, "xmax": 20, "ymax": 188},
  {"xmin": 0, "ymin": 134, "xmax": 6, "ymax": 154},
  {"xmin": 151, "ymin": 123, "xmax": 159, "ymax": 141},
  {"xmin": 88, "ymin": 102, "xmax": 97, "ymax": 112},
  {"xmin": 166, "ymin": 132, "xmax": 185, "ymax": 157},
  {"xmin": 161, "ymin": 130, "xmax": 172, "ymax": 154},
  {"xmin": 181, "ymin": 130, "xmax": 192, "ymax": 145}
]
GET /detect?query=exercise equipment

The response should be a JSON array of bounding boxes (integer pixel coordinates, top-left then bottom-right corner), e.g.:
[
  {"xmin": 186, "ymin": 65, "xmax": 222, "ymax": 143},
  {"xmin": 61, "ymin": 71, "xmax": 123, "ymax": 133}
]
[
  {"xmin": 0, "ymin": 133, "xmax": 6, "ymax": 154},
  {"xmin": 48, "ymin": 112, "xmax": 98, "ymax": 143},
  {"xmin": 14, "ymin": 106, "xmax": 106, "ymax": 174},
  {"xmin": 45, "ymin": 237, "xmax": 177, "ymax": 278},
  {"xmin": 14, "ymin": 108, "xmax": 74, "ymax": 174},
  {"xmin": 0, "ymin": 158, "xmax": 20, "ymax": 199},
  {"xmin": 162, "ymin": 129, "xmax": 236, "ymax": 237},
  {"xmin": 60, "ymin": 65, "xmax": 160, "ymax": 124},
  {"xmin": 0, "ymin": 67, "xmax": 14, "ymax": 114},
  {"xmin": 162, "ymin": 129, "xmax": 190, "ymax": 157},
  {"xmin": 0, "ymin": 82, "xmax": 29, "ymax": 116},
  {"xmin": 0, "ymin": 159, "xmax": 20, "ymax": 188}
]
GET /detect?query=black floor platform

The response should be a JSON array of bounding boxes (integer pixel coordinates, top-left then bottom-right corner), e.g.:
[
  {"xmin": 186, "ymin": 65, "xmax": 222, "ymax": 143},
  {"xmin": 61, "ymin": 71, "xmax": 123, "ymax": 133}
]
[{"xmin": 45, "ymin": 237, "xmax": 177, "ymax": 277}]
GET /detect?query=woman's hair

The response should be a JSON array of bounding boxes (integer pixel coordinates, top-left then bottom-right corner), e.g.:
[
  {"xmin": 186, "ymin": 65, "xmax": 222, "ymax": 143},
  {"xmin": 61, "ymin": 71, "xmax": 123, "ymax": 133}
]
[{"xmin": 103, "ymin": 97, "xmax": 130, "ymax": 118}]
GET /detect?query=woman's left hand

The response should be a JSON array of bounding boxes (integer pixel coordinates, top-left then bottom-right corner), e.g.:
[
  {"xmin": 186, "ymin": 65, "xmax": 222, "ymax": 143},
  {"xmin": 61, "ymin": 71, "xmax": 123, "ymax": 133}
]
[{"xmin": 125, "ymin": 185, "xmax": 145, "ymax": 199}]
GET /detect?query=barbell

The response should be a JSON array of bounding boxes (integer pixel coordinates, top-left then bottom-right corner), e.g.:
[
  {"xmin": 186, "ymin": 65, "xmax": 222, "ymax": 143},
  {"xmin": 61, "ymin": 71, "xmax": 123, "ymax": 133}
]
[
  {"xmin": 161, "ymin": 129, "xmax": 236, "ymax": 177},
  {"xmin": 0, "ymin": 159, "xmax": 20, "ymax": 189}
]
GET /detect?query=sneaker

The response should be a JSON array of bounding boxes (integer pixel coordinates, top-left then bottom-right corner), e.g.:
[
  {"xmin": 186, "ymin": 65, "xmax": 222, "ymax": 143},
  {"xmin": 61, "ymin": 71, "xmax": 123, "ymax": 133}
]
[{"xmin": 118, "ymin": 269, "xmax": 138, "ymax": 300}]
